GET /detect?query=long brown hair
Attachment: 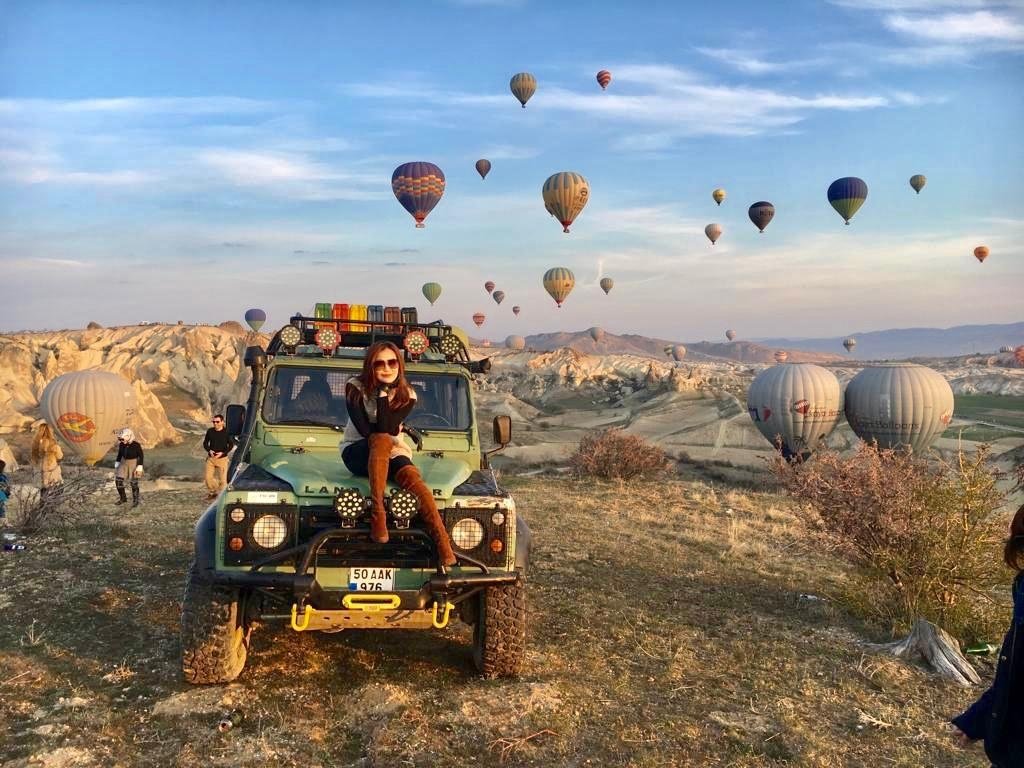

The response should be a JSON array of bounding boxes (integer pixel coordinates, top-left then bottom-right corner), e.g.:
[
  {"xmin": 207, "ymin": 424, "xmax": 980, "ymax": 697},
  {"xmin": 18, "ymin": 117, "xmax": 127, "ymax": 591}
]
[
  {"xmin": 31, "ymin": 423, "xmax": 57, "ymax": 464},
  {"xmin": 349, "ymin": 341, "xmax": 413, "ymax": 410},
  {"xmin": 1005, "ymin": 503, "xmax": 1024, "ymax": 571}
]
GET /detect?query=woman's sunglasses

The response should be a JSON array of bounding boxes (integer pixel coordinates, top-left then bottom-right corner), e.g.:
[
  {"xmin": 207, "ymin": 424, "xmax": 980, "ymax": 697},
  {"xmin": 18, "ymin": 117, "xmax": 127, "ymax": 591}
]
[{"xmin": 373, "ymin": 358, "xmax": 399, "ymax": 370}]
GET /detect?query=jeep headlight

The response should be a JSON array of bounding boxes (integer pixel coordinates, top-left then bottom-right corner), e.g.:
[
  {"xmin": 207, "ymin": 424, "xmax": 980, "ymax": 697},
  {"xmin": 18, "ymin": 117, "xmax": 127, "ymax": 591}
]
[
  {"xmin": 335, "ymin": 488, "xmax": 366, "ymax": 520},
  {"xmin": 251, "ymin": 514, "xmax": 288, "ymax": 549},
  {"xmin": 389, "ymin": 489, "xmax": 418, "ymax": 528},
  {"xmin": 451, "ymin": 518, "xmax": 484, "ymax": 550}
]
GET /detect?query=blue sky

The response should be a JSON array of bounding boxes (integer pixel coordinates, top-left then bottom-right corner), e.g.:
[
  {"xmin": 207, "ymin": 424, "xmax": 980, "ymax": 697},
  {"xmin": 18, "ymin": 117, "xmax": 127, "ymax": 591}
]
[{"xmin": 2, "ymin": 0, "xmax": 1022, "ymax": 342}]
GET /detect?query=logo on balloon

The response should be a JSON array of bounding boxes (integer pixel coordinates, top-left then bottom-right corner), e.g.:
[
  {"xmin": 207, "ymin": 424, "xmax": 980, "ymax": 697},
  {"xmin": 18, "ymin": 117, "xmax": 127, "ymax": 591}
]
[
  {"xmin": 748, "ymin": 406, "xmax": 772, "ymax": 422},
  {"xmin": 56, "ymin": 411, "xmax": 97, "ymax": 443},
  {"xmin": 792, "ymin": 400, "xmax": 810, "ymax": 415},
  {"xmin": 939, "ymin": 411, "xmax": 953, "ymax": 426}
]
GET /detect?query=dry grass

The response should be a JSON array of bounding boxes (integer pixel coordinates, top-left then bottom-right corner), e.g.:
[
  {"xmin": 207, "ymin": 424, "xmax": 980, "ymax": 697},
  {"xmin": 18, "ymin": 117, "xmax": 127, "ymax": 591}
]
[{"xmin": 0, "ymin": 471, "xmax": 1002, "ymax": 767}]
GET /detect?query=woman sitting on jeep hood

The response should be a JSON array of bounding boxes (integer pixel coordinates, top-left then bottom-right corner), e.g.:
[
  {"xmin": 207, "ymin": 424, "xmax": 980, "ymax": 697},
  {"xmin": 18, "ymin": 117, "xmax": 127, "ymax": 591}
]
[{"xmin": 340, "ymin": 341, "xmax": 457, "ymax": 566}]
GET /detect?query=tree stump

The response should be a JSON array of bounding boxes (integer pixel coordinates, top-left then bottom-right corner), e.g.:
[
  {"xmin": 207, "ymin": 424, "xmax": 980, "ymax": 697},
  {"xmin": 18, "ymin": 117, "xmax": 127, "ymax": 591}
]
[{"xmin": 870, "ymin": 618, "xmax": 981, "ymax": 687}]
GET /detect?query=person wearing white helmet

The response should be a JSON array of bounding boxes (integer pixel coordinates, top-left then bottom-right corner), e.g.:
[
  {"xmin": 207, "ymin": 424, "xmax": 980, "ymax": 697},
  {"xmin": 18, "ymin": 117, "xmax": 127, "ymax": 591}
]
[{"xmin": 114, "ymin": 428, "xmax": 144, "ymax": 508}]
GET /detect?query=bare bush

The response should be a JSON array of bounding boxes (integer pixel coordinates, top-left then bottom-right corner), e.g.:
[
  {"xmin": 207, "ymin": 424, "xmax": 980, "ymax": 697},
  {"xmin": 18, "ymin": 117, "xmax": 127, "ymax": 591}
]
[
  {"xmin": 770, "ymin": 443, "xmax": 1009, "ymax": 641},
  {"xmin": 7, "ymin": 469, "xmax": 107, "ymax": 534},
  {"xmin": 569, "ymin": 429, "xmax": 670, "ymax": 481}
]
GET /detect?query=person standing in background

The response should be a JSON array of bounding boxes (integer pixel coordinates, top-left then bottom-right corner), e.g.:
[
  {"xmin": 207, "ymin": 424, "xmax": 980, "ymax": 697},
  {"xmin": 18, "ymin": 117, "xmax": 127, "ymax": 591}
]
[
  {"xmin": 114, "ymin": 428, "xmax": 144, "ymax": 508},
  {"xmin": 31, "ymin": 423, "xmax": 64, "ymax": 499},
  {"xmin": 0, "ymin": 459, "xmax": 10, "ymax": 520},
  {"xmin": 203, "ymin": 414, "xmax": 235, "ymax": 500}
]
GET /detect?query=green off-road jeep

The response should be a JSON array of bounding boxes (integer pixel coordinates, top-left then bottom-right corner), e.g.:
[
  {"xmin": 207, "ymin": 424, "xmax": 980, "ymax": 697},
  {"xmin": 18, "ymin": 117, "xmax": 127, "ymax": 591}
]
[{"xmin": 180, "ymin": 313, "xmax": 529, "ymax": 683}]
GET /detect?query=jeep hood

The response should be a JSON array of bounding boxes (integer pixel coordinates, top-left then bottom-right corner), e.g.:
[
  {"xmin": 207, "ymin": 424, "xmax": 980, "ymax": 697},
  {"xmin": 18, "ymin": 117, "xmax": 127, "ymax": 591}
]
[{"xmin": 258, "ymin": 450, "xmax": 473, "ymax": 499}]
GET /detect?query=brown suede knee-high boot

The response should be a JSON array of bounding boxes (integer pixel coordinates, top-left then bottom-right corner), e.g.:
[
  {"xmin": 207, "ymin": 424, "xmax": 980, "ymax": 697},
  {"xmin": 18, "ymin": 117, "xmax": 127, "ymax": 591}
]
[
  {"xmin": 367, "ymin": 433, "xmax": 392, "ymax": 543},
  {"xmin": 394, "ymin": 465, "xmax": 457, "ymax": 567}
]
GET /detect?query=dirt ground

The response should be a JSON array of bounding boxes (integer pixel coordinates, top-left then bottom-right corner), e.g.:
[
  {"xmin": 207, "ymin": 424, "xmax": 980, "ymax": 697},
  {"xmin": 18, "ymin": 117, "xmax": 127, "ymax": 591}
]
[{"xmin": 0, "ymin": 473, "xmax": 1002, "ymax": 767}]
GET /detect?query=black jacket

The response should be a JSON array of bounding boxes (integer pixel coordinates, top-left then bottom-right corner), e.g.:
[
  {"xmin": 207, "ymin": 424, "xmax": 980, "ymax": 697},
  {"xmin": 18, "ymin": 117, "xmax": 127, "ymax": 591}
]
[
  {"xmin": 203, "ymin": 428, "xmax": 236, "ymax": 455},
  {"xmin": 115, "ymin": 441, "xmax": 144, "ymax": 465}
]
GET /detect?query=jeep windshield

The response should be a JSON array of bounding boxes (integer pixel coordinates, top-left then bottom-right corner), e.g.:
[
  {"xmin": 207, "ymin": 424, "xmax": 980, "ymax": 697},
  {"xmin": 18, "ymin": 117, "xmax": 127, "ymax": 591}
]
[{"xmin": 261, "ymin": 366, "xmax": 472, "ymax": 431}]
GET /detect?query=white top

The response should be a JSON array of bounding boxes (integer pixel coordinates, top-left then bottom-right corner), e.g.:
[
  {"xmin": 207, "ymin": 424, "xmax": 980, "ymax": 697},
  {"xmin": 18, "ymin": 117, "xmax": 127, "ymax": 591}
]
[{"xmin": 339, "ymin": 380, "xmax": 417, "ymax": 460}]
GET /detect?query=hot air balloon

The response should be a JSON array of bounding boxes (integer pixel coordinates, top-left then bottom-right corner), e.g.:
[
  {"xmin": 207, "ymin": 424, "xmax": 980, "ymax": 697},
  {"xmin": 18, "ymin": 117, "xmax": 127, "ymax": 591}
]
[
  {"xmin": 512, "ymin": 305, "xmax": 521, "ymax": 316},
  {"xmin": 510, "ymin": 72, "xmax": 536, "ymax": 108},
  {"xmin": 705, "ymin": 223, "xmax": 722, "ymax": 245},
  {"xmin": 974, "ymin": 246, "xmax": 989, "ymax": 263},
  {"xmin": 909, "ymin": 174, "xmax": 927, "ymax": 194},
  {"xmin": 475, "ymin": 159, "xmax": 491, "ymax": 180},
  {"xmin": 472, "ymin": 313, "xmax": 486, "ymax": 327},
  {"xmin": 672, "ymin": 345, "xmax": 686, "ymax": 362},
  {"xmin": 484, "ymin": 281, "xmax": 495, "ymax": 294},
  {"xmin": 748, "ymin": 201, "xmax": 775, "ymax": 233},
  {"xmin": 712, "ymin": 188, "xmax": 726, "ymax": 206},
  {"xmin": 506, "ymin": 335, "xmax": 526, "ymax": 350},
  {"xmin": 589, "ymin": 326, "xmax": 604, "ymax": 343},
  {"xmin": 422, "ymin": 282, "xmax": 442, "ymax": 306},
  {"xmin": 663, "ymin": 345, "xmax": 673, "ymax": 358},
  {"xmin": 492, "ymin": 290, "xmax": 506, "ymax": 305},
  {"xmin": 542, "ymin": 172, "xmax": 590, "ymax": 233},
  {"xmin": 1016, "ymin": 346, "xmax": 1024, "ymax": 365},
  {"xmin": 827, "ymin": 177, "xmax": 868, "ymax": 225},
  {"xmin": 726, "ymin": 329, "xmax": 736, "ymax": 342},
  {"xmin": 843, "ymin": 337, "xmax": 857, "ymax": 352},
  {"xmin": 999, "ymin": 345, "xmax": 1013, "ymax": 353},
  {"xmin": 774, "ymin": 350, "xmax": 789, "ymax": 363},
  {"xmin": 747, "ymin": 364, "xmax": 843, "ymax": 459},
  {"xmin": 844, "ymin": 363, "xmax": 954, "ymax": 453},
  {"xmin": 596, "ymin": 70, "xmax": 612, "ymax": 90},
  {"xmin": 543, "ymin": 267, "xmax": 575, "ymax": 307},
  {"xmin": 391, "ymin": 162, "xmax": 445, "ymax": 228},
  {"xmin": 244, "ymin": 308, "xmax": 266, "ymax": 333},
  {"xmin": 40, "ymin": 371, "xmax": 137, "ymax": 466},
  {"xmin": 599, "ymin": 277, "xmax": 614, "ymax": 295}
]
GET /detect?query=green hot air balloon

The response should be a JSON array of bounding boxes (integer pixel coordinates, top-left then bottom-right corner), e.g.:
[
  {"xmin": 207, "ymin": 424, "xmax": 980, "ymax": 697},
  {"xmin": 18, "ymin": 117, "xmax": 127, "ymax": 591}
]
[
  {"xmin": 510, "ymin": 72, "xmax": 537, "ymax": 108},
  {"xmin": 844, "ymin": 363, "xmax": 954, "ymax": 453},
  {"xmin": 747, "ymin": 363, "xmax": 843, "ymax": 460},
  {"xmin": 599, "ymin": 277, "xmax": 614, "ymax": 295},
  {"xmin": 909, "ymin": 174, "xmax": 927, "ymax": 194},
  {"xmin": 543, "ymin": 267, "xmax": 575, "ymax": 307},
  {"xmin": 827, "ymin": 177, "xmax": 868, "ymax": 225},
  {"xmin": 421, "ymin": 282, "xmax": 442, "ymax": 306},
  {"xmin": 40, "ymin": 371, "xmax": 138, "ymax": 466}
]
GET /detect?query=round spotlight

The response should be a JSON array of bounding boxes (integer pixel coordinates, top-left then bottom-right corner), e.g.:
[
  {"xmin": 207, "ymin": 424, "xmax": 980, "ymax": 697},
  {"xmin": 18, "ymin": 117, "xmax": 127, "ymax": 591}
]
[
  {"xmin": 403, "ymin": 330, "xmax": 429, "ymax": 358},
  {"xmin": 229, "ymin": 508, "xmax": 246, "ymax": 523},
  {"xmin": 315, "ymin": 327, "xmax": 339, "ymax": 353},
  {"xmin": 252, "ymin": 514, "xmax": 288, "ymax": 549},
  {"xmin": 388, "ymin": 488, "xmax": 419, "ymax": 520},
  {"xmin": 489, "ymin": 539, "xmax": 504, "ymax": 554},
  {"xmin": 491, "ymin": 511, "xmax": 505, "ymax": 526},
  {"xmin": 334, "ymin": 488, "xmax": 366, "ymax": 519},
  {"xmin": 279, "ymin": 325, "xmax": 301, "ymax": 347},
  {"xmin": 228, "ymin": 536, "xmax": 244, "ymax": 552},
  {"xmin": 439, "ymin": 333, "xmax": 462, "ymax": 360},
  {"xmin": 451, "ymin": 518, "xmax": 484, "ymax": 550}
]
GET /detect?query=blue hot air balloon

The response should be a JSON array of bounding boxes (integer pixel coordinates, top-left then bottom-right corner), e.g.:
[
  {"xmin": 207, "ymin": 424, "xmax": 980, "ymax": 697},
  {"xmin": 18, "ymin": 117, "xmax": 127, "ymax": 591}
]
[
  {"xmin": 827, "ymin": 177, "xmax": 868, "ymax": 225},
  {"xmin": 391, "ymin": 162, "xmax": 446, "ymax": 228},
  {"xmin": 244, "ymin": 308, "xmax": 266, "ymax": 332}
]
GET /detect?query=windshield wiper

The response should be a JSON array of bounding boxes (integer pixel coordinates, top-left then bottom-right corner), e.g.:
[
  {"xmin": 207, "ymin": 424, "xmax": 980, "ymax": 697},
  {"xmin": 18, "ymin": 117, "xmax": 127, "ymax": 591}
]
[{"xmin": 277, "ymin": 419, "xmax": 343, "ymax": 431}]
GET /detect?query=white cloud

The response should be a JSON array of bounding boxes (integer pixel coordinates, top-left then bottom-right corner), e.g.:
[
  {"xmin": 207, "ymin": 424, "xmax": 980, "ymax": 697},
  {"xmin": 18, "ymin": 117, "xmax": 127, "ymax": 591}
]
[
  {"xmin": 0, "ymin": 97, "xmax": 277, "ymax": 116},
  {"xmin": 474, "ymin": 144, "xmax": 541, "ymax": 160},
  {"xmin": 695, "ymin": 47, "xmax": 827, "ymax": 75},
  {"xmin": 885, "ymin": 9, "xmax": 1024, "ymax": 41}
]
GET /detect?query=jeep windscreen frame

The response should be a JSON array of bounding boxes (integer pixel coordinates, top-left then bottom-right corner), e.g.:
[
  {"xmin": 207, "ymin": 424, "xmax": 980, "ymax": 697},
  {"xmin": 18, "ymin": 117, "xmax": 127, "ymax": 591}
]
[{"xmin": 261, "ymin": 366, "xmax": 472, "ymax": 431}]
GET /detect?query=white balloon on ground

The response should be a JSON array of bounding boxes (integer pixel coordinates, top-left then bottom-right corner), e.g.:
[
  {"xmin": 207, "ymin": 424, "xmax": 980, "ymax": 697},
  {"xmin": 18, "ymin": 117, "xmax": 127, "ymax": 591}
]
[
  {"xmin": 747, "ymin": 363, "xmax": 843, "ymax": 458},
  {"xmin": 39, "ymin": 371, "xmax": 137, "ymax": 465}
]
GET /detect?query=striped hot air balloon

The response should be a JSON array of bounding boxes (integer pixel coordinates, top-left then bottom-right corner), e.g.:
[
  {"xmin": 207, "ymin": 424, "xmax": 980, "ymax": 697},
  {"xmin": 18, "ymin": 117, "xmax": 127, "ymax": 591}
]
[
  {"xmin": 599, "ymin": 277, "xmax": 614, "ymax": 295},
  {"xmin": 492, "ymin": 290, "xmax": 506, "ymax": 305},
  {"xmin": 843, "ymin": 337, "xmax": 857, "ymax": 352},
  {"xmin": 472, "ymin": 313, "xmax": 486, "ymax": 327},
  {"xmin": 705, "ymin": 223, "xmax": 722, "ymax": 245},
  {"xmin": 827, "ymin": 177, "xmax": 868, "ymax": 225},
  {"xmin": 909, "ymin": 174, "xmax": 927, "ymax": 194},
  {"xmin": 512, "ymin": 305, "xmax": 521, "ymax": 316},
  {"xmin": 475, "ymin": 159, "xmax": 491, "ymax": 179},
  {"xmin": 774, "ymin": 350, "xmax": 789, "ymax": 363},
  {"xmin": 974, "ymin": 246, "xmax": 989, "ymax": 263},
  {"xmin": 596, "ymin": 70, "xmax": 612, "ymax": 90},
  {"xmin": 543, "ymin": 267, "xmax": 575, "ymax": 307},
  {"xmin": 712, "ymin": 188, "xmax": 726, "ymax": 206},
  {"xmin": 510, "ymin": 72, "xmax": 536, "ymax": 108},
  {"xmin": 747, "ymin": 364, "xmax": 843, "ymax": 459},
  {"xmin": 542, "ymin": 172, "xmax": 590, "ymax": 233},
  {"xmin": 484, "ymin": 281, "xmax": 495, "ymax": 294},
  {"xmin": 748, "ymin": 201, "xmax": 775, "ymax": 233},
  {"xmin": 391, "ymin": 162, "xmax": 445, "ymax": 228},
  {"xmin": 421, "ymin": 282, "xmax": 442, "ymax": 306}
]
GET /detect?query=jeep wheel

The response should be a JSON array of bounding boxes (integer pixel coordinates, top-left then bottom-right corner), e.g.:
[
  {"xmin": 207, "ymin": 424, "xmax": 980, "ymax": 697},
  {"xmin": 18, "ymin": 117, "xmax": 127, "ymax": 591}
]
[
  {"xmin": 472, "ymin": 576, "xmax": 526, "ymax": 678},
  {"xmin": 181, "ymin": 561, "xmax": 249, "ymax": 684}
]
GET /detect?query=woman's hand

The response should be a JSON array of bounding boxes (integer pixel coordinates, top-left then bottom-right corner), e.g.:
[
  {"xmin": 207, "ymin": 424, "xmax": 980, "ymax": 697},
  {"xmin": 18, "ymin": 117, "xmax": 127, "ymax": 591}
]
[{"xmin": 948, "ymin": 723, "xmax": 972, "ymax": 748}]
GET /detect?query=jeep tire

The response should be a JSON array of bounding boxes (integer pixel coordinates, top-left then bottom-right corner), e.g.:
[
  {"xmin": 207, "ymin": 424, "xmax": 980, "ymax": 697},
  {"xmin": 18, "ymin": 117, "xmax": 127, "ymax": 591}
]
[
  {"xmin": 472, "ymin": 576, "xmax": 526, "ymax": 678},
  {"xmin": 181, "ymin": 561, "xmax": 249, "ymax": 684}
]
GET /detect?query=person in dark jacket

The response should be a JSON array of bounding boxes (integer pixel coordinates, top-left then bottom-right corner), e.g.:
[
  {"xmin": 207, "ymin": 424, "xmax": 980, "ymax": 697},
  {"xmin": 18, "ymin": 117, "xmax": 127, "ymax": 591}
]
[
  {"xmin": 114, "ymin": 428, "xmax": 144, "ymax": 508},
  {"xmin": 339, "ymin": 341, "xmax": 456, "ymax": 566},
  {"xmin": 202, "ymin": 414, "xmax": 236, "ymax": 500},
  {"xmin": 952, "ymin": 502, "xmax": 1024, "ymax": 767}
]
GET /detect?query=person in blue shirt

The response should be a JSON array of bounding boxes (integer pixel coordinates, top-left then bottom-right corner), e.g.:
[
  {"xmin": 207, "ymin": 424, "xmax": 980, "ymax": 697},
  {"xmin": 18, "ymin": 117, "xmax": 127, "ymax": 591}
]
[
  {"xmin": 952, "ymin": 503, "xmax": 1024, "ymax": 767},
  {"xmin": 0, "ymin": 459, "xmax": 9, "ymax": 519}
]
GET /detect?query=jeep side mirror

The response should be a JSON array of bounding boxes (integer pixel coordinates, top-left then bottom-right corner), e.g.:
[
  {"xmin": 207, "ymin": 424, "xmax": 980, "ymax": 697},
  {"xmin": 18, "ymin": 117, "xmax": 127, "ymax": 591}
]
[
  {"xmin": 225, "ymin": 404, "xmax": 246, "ymax": 437},
  {"xmin": 492, "ymin": 415, "xmax": 512, "ymax": 446}
]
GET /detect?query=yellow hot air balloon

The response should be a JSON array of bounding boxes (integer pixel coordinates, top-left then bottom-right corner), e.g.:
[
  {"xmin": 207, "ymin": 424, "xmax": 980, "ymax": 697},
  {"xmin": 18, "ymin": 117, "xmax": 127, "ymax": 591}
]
[
  {"xmin": 712, "ymin": 188, "xmax": 726, "ymax": 206},
  {"xmin": 39, "ymin": 371, "xmax": 137, "ymax": 465},
  {"xmin": 510, "ymin": 72, "xmax": 536, "ymax": 108},
  {"xmin": 542, "ymin": 172, "xmax": 590, "ymax": 233},
  {"xmin": 543, "ymin": 267, "xmax": 575, "ymax": 307}
]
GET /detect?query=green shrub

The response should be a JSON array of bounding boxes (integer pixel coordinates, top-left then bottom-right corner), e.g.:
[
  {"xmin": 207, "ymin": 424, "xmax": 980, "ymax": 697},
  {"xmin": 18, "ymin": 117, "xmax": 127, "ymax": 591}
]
[{"xmin": 569, "ymin": 429, "xmax": 669, "ymax": 481}]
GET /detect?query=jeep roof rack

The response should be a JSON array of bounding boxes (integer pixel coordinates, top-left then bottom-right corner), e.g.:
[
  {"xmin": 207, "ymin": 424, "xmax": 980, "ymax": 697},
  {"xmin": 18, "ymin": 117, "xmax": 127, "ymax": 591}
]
[{"xmin": 266, "ymin": 314, "xmax": 473, "ymax": 367}]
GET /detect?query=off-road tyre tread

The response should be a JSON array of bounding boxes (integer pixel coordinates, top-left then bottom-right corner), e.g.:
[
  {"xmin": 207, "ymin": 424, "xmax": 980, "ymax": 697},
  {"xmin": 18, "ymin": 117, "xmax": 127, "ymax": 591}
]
[
  {"xmin": 473, "ymin": 576, "xmax": 526, "ymax": 678},
  {"xmin": 181, "ymin": 561, "xmax": 248, "ymax": 684}
]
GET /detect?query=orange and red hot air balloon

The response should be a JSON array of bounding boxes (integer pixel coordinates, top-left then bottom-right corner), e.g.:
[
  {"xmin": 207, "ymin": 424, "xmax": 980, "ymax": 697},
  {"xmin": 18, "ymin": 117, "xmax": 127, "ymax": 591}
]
[
  {"xmin": 472, "ymin": 313, "xmax": 486, "ymax": 327},
  {"xmin": 974, "ymin": 246, "xmax": 989, "ymax": 263},
  {"xmin": 596, "ymin": 70, "xmax": 612, "ymax": 90}
]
